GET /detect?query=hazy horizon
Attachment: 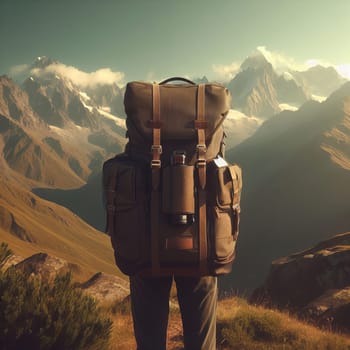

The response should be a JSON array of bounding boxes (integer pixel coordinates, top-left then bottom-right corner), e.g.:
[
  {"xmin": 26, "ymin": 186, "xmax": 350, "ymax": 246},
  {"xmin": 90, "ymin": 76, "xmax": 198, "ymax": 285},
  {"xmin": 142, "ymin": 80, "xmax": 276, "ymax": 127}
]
[{"xmin": 1, "ymin": 0, "xmax": 350, "ymax": 83}]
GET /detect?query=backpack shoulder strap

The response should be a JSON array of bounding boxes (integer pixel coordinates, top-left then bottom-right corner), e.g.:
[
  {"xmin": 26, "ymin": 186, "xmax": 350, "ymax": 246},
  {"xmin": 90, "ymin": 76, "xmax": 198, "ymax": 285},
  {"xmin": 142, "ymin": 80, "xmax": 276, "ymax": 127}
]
[
  {"xmin": 151, "ymin": 83, "xmax": 161, "ymax": 275},
  {"xmin": 196, "ymin": 84, "xmax": 208, "ymax": 275}
]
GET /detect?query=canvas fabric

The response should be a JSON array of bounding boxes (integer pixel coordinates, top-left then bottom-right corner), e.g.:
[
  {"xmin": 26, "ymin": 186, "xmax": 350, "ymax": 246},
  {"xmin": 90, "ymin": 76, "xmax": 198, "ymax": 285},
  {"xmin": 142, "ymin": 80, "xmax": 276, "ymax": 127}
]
[{"xmin": 103, "ymin": 77, "xmax": 242, "ymax": 277}]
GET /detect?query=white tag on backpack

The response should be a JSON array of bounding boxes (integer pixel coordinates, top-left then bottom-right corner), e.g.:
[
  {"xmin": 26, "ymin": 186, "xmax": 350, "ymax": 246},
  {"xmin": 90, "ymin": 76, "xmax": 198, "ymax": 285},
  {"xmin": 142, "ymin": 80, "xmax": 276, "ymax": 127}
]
[{"xmin": 213, "ymin": 156, "xmax": 228, "ymax": 168}]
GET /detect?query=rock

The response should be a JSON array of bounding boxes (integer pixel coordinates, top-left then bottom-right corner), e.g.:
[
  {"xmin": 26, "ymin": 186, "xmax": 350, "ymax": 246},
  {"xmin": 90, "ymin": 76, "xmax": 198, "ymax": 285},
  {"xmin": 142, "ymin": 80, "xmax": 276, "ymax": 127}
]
[
  {"xmin": 7, "ymin": 252, "xmax": 129, "ymax": 304},
  {"xmin": 14, "ymin": 252, "xmax": 71, "ymax": 280},
  {"xmin": 302, "ymin": 287, "xmax": 350, "ymax": 333},
  {"xmin": 79, "ymin": 272, "xmax": 129, "ymax": 303},
  {"xmin": 252, "ymin": 232, "xmax": 350, "ymax": 309},
  {"xmin": 252, "ymin": 232, "xmax": 350, "ymax": 332}
]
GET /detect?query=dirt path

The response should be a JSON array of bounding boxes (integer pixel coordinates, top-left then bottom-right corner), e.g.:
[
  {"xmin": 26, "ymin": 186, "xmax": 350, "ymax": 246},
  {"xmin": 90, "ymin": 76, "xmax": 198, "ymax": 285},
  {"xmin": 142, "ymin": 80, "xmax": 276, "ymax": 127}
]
[{"xmin": 167, "ymin": 311, "xmax": 184, "ymax": 350}]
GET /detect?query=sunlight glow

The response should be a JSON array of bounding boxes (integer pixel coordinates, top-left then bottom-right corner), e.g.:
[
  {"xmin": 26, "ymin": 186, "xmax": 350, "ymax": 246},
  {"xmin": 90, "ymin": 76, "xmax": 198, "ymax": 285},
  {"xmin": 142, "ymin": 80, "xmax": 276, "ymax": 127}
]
[{"xmin": 336, "ymin": 64, "xmax": 350, "ymax": 79}]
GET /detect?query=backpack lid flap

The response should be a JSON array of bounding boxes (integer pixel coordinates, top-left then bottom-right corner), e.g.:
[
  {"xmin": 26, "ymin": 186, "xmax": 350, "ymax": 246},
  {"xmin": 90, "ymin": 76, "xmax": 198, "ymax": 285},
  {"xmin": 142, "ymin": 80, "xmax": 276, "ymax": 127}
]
[{"xmin": 124, "ymin": 81, "xmax": 231, "ymax": 141}]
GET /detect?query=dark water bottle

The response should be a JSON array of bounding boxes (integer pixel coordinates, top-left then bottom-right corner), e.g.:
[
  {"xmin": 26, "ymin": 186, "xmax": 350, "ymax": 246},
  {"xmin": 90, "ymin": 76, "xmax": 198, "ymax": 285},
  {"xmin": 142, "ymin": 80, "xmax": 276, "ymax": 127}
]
[{"xmin": 170, "ymin": 151, "xmax": 195, "ymax": 225}]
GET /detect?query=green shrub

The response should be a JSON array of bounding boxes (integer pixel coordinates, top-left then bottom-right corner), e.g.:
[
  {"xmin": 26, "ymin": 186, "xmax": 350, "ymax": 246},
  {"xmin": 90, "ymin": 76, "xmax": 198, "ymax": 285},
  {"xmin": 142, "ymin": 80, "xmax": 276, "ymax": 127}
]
[{"xmin": 0, "ymin": 268, "xmax": 112, "ymax": 350}]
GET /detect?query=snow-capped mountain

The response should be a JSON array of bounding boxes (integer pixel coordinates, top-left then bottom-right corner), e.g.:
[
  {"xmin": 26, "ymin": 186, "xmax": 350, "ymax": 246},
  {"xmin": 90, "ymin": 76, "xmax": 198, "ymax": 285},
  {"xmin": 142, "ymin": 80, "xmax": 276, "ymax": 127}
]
[
  {"xmin": 227, "ymin": 51, "xmax": 310, "ymax": 119},
  {"xmin": 0, "ymin": 57, "xmax": 127, "ymax": 188}
]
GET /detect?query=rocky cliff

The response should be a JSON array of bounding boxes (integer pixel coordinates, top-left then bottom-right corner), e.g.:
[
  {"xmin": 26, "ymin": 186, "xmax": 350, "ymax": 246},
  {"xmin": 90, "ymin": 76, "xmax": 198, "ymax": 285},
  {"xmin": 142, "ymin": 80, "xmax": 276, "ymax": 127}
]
[{"xmin": 252, "ymin": 232, "xmax": 350, "ymax": 333}]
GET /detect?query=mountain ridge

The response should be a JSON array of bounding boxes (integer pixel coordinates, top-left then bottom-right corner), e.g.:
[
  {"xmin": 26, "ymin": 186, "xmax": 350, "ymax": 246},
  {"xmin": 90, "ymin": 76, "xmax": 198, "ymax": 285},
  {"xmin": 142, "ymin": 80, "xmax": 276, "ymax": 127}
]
[
  {"xmin": 225, "ymin": 81, "xmax": 350, "ymax": 292},
  {"xmin": 227, "ymin": 52, "xmax": 310, "ymax": 118},
  {"xmin": 0, "ymin": 170, "xmax": 119, "ymax": 282}
]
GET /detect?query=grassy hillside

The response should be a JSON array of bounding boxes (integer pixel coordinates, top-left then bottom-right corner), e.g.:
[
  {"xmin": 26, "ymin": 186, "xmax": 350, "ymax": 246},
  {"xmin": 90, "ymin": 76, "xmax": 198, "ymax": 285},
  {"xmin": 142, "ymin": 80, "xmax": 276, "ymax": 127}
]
[
  {"xmin": 107, "ymin": 296, "xmax": 350, "ymax": 350},
  {"xmin": 0, "ymin": 173, "xmax": 121, "ymax": 282}
]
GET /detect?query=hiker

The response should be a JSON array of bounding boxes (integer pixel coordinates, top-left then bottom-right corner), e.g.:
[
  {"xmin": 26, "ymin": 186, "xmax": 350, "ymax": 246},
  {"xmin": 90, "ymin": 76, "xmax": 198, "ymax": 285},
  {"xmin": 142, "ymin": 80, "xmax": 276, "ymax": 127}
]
[
  {"xmin": 130, "ymin": 274, "xmax": 217, "ymax": 349},
  {"xmin": 103, "ymin": 77, "xmax": 242, "ymax": 350}
]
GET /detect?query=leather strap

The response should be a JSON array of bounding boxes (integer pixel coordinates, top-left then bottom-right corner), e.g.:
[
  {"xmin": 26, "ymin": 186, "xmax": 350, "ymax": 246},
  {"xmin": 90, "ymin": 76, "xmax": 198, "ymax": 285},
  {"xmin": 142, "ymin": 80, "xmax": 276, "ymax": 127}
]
[
  {"xmin": 159, "ymin": 77, "xmax": 195, "ymax": 85},
  {"xmin": 165, "ymin": 236, "xmax": 194, "ymax": 250},
  {"xmin": 196, "ymin": 84, "xmax": 207, "ymax": 275},
  {"xmin": 151, "ymin": 84, "xmax": 161, "ymax": 176},
  {"xmin": 151, "ymin": 83, "xmax": 161, "ymax": 275}
]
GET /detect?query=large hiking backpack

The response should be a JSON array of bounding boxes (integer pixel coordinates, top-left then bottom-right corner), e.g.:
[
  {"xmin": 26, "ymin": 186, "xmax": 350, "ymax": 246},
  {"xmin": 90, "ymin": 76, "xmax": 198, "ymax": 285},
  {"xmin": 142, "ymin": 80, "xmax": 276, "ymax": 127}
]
[{"xmin": 103, "ymin": 77, "xmax": 242, "ymax": 276}]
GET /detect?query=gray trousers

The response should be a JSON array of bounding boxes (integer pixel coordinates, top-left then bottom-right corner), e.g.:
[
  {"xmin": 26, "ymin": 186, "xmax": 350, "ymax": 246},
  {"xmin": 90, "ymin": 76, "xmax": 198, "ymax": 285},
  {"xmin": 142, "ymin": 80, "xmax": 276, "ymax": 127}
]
[{"xmin": 130, "ymin": 275, "xmax": 217, "ymax": 350}]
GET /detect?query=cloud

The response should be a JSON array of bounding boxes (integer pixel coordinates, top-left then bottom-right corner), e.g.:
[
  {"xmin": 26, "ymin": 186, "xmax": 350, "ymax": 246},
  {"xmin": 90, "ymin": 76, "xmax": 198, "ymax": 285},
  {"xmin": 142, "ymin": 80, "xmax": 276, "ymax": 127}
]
[
  {"xmin": 31, "ymin": 63, "xmax": 125, "ymax": 88},
  {"xmin": 304, "ymin": 58, "xmax": 333, "ymax": 68},
  {"xmin": 256, "ymin": 46, "xmax": 306, "ymax": 72},
  {"xmin": 212, "ymin": 62, "xmax": 240, "ymax": 81},
  {"xmin": 9, "ymin": 64, "xmax": 30, "ymax": 77},
  {"xmin": 335, "ymin": 64, "xmax": 350, "ymax": 79},
  {"xmin": 259, "ymin": 48, "xmax": 350, "ymax": 79},
  {"xmin": 304, "ymin": 59, "xmax": 350, "ymax": 79},
  {"xmin": 212, "ymin": 46, "xmax": 307, "ymax": 81},
  {"xmin": 213, "ymin": 46, "xmax": 350, "ymax": 82}
]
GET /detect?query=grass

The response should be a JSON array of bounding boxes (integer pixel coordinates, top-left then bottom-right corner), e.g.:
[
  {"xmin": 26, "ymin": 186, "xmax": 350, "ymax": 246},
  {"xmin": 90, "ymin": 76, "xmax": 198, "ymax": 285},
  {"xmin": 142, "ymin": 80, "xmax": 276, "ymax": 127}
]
[
  {"xmin": 104, "ymin": 296, "xmax": 350, "ymax": 350},
  {"xmin": 217, "ymin": 298, "xmax": 350, "ymax": 350},
  {"xmin": 101, "ymin": 297, "xmax": 136, "ymax": 350}
]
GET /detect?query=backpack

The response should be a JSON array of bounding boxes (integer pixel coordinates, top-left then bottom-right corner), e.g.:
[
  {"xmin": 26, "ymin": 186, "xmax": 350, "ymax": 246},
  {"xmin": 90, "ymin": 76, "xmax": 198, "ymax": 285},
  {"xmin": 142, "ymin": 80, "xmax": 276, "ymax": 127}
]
[{"xmin": 103, "ymin": 77, "xmax": 242, "ymax": 276}]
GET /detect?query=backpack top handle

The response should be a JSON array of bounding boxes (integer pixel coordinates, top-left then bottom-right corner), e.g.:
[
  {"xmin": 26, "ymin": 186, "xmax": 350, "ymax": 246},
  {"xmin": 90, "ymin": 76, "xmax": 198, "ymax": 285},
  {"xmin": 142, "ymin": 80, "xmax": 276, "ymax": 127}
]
[{"xmin": 159, "ymin": 77, "xmax": 196, "ymax": 85}]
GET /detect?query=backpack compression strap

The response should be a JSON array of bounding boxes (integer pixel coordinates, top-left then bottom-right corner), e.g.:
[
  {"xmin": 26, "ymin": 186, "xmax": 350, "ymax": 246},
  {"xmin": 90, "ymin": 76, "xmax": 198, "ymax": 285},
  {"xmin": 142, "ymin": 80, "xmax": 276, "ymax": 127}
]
[
  {"xmin": 196, "ymin": 84, "xmax": 208, "ymax": 275},
  {"xmin": 150, "ymin": 83, "xmax": 208, "ymax": 276},
  {"xmin": 150, "ymin": 83, "xmax": 161, "ymax": 275}
]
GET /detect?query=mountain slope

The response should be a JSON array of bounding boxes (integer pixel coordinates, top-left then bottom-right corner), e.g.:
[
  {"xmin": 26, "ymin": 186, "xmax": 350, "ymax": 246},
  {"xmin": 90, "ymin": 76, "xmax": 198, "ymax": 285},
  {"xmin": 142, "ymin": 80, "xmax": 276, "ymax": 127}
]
[
  {"xmin": 0, "ymin": 73, "xmax": 126, "ymax": 188},
  {"xmin": 225, "ymin": 82, "xmax": 350, "ymax": 292},
  {"xmin": 0, "ymin": 171, "xmax": 119, "ymax": 281},
  {"xmin": 0, "ymin": 76, "xmax": 87, "ymax": 188}
]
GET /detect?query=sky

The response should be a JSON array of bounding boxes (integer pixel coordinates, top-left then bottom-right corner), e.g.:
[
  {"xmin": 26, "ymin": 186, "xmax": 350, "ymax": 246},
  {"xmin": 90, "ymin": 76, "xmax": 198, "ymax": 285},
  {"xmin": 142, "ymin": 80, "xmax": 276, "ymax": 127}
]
[{"xmin": 1, "ymin": 0, "xmax": 350, "ymax": 84}]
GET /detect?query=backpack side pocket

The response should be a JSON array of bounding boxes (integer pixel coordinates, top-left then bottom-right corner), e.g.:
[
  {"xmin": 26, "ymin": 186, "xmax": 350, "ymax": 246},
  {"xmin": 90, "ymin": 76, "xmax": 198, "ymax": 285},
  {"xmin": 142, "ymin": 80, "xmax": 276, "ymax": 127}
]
[
  {"xmin": 207, "ymin": 160, "xmax": 242, "ymax": 274},
  {"xmin": 103, "ymin": 154, "xmax": 149, "ymax": 275}
]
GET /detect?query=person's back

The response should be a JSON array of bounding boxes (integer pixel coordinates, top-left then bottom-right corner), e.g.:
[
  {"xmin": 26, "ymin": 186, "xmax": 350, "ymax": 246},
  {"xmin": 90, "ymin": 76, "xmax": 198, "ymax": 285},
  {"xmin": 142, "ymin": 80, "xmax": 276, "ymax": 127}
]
[{"xmin": 103, "ymin": 77, "xmax": 242, "ymax": 349}]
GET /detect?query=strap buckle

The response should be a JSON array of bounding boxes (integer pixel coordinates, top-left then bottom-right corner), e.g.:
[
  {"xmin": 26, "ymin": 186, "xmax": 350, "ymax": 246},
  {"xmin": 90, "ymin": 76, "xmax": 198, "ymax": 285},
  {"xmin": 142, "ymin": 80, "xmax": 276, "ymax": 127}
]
[
  {"xmin": 151, "ymin": 145, "xmax": 162, "ymax": 168},
  {"xmin": 196, "ymin": 159, "xmax": 206, "ymax": 168},
  {"xmin": 107, "ymin": 205, "xmax": 115, "ymax": 213},
  {"xmin": 151, "ymin": 145, "xmax": 162, "ymax": 154},
  {"xmin": 151, "ymin": 159, "xmax": 161, "ymax": 168},
  {"xmin": 196, "ymin": 144, "xmax": 207, "ymax": 153}
]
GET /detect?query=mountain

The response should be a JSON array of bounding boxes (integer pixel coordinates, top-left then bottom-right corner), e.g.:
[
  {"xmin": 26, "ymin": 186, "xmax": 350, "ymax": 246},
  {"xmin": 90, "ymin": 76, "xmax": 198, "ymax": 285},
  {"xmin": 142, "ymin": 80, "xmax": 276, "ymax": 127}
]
[
  {"xmin": 0, "ymin": 171, "xmax": 119, "ymax": 282},
  {"xmin": 224, "ymin": 81, "xmax": 350, "ymax": 292},
  {"xmin": 292, "ymin": 65, "xmax": 347, "ymax": 99},
  {"xmin": 0, "ymin": 66, "xmax": 126, "ymax": 188},
  {"xmin": 33, "ymin": 172, "xmax": 105, "ymax": 231},
  {"xmin": 0, "ymin": 75, "xmax": 86, "ymax": 188},
  {"xmin": 3, "ymin": 55, "xmax": 350, "ymax": 296},
  {"xmin": 85, "ymin": 83, "xmax": 125, "ymax": 117},
  {"xmin": 227, "ymin": 51, "xmax": 310, "ymax": 119},
  {"xmin": 27, "ymin": 56, "xmax": 126, "ymax": 122},
  {"xmin": 0, "ymin": 59, "xmax": 131, "ymax": 282},
  {"xmin": 0, "ymin": 65, "xmax": 129, "ymax": 281},
  {"xmin": 223, "ymin": 110, "xmax": 263, "ymax": 149}
]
